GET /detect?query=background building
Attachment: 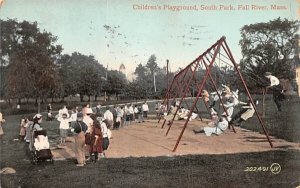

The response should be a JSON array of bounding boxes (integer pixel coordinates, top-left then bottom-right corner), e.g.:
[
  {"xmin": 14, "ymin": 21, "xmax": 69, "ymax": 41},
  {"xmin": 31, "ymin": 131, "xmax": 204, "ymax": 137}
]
[{"xmin": 119, "ymin": 63, "xmax": 126, "ymax": 77}]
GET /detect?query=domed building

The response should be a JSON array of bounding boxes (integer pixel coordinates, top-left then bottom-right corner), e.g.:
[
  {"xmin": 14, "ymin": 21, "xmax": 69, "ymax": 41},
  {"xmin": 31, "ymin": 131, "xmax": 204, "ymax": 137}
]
[{"xmin": 119, "ymin": 63, "xmax": 126, "ymax": 77}]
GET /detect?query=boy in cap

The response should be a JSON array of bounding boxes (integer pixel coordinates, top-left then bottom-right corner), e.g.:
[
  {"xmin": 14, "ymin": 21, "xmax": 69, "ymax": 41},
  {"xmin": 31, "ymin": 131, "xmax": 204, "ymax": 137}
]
[{"xmin": 264, "ymin": 72, "xmax": 284, "ymax": 111}]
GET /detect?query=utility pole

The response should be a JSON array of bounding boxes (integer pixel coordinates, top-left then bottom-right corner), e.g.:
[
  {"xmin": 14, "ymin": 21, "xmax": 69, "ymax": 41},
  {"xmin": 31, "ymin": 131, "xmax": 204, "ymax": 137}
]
[
  {"xmin": 104, "ymin": 64, "xmax": 108, "ymax": 101},
  {"xmin": 166, "ymin": 59, "xmax": 169, "ymax": 109},
  {"xmin": 153, "ymin": 72, "xmax": 157, "ymax": 93}
]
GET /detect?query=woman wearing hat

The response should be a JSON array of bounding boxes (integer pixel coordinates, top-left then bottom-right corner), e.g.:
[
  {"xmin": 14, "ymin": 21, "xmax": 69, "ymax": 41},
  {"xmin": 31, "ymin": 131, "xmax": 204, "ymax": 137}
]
[{"xmin": 29, "ymin": 114, "xmax": 43, "ymax": 151}]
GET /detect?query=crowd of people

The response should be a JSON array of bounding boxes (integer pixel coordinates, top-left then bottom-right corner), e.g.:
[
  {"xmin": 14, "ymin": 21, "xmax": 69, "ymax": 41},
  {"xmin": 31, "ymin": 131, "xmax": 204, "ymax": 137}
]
[
  {"xmin": 0, "ymin": 72, "xmax": 285, "ymax": 165},
  {"xmin": 11, "ymin": 101, "xmax": 151, "ymax": 167},
  {"xmin": 196, "ymin": 84, "xmax": 255, "ymax": 136}
]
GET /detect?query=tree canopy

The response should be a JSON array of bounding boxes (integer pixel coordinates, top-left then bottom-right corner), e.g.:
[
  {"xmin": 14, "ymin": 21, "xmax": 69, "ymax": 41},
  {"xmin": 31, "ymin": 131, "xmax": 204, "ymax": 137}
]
[
  {"xmin": 0, "ymin": 19, "xmax": 174, "ymax": 103},
  {"xmin": 239, "ymin": 17, "xmax": 299, "ymax": 88},
  {"xmin": 1, "ymin": 19, "xmax": 62, "ymax": 100}
]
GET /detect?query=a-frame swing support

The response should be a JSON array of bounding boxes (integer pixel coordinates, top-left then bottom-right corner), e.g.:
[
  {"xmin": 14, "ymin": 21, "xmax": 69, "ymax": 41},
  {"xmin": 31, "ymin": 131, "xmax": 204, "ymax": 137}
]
[{"xmin": 160, "ymin": 36, "xmax": 273, "ymax": 152}]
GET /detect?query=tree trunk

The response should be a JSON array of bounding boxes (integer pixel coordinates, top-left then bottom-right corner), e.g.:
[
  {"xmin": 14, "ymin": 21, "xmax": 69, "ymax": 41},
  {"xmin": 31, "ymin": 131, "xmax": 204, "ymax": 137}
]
[
  {"xmin": 26, "ymin": 98, "xmax": 29, "ymax": 104},
  {"xmin": 18, "ymin": 98, "xmax": 21, "ymax": 105},
  {"xmin": 80, "ymin": 94, "xmax": 84, "ymax": 102},
  {"xmin": 94, "ymin": 94, "xmax": 97, "ymax": 101}
]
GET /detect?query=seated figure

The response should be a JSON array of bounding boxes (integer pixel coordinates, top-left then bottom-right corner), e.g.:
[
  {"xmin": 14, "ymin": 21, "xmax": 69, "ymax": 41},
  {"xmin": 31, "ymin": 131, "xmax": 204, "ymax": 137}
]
[
  {"xmin": 193, "ymin": 114, "xmax": 228, "ymax": 136},
  {"xmin": 34, "ymin": 135, "xmax": 50, "ymax": 151},
  {"xmin": 229, "ymin": 100, "xmax": 255, "ymax": 126}
]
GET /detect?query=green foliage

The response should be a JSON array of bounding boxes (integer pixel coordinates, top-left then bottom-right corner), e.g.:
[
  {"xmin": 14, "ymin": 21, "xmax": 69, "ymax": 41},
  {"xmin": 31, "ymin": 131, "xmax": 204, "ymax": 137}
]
[
  {"xmin": 133, "ymin": 54, "xmax": 168, "ymax": 98},
  {"xmin": 106, "ymin": 70, "xmax": 127, "ymax": 98},
  {"xmin": 56, "ymin": 52, "xmax": 106, "ymax": 101},
  {"xmin": 1, "ymin": 19, "xmax": 172, "ymax": 102},
  {"xmin": 1, "ymin": 19, "xmax": 62, "ymax": 100},
  {"xmin": 239, "ymin": 17, "xmax": 299, "ymax": 89}
]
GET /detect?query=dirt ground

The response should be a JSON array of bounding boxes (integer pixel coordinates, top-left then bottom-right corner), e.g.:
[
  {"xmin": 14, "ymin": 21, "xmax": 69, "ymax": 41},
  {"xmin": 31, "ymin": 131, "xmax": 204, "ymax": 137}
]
[
  {"xmin": 51, "ymin": 119, "xmax": 299, "ymax": 160},
  {"xmin": 1, "ymin": 98, "xmax": 300, "ymax": 187}
]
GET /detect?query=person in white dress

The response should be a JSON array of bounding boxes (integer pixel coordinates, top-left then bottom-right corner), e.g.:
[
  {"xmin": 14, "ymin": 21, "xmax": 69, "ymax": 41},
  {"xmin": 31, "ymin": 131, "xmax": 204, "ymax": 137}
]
[{"xmin": 193, "ymin": 114, "xmax": 228, "ymax": 136}]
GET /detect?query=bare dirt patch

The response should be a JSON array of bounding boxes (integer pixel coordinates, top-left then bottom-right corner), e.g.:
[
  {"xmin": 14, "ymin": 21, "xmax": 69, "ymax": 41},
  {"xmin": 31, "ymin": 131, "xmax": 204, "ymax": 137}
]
[{"xmin": 52, "ymin": 119, "xmax": 299, "ymax": 159}]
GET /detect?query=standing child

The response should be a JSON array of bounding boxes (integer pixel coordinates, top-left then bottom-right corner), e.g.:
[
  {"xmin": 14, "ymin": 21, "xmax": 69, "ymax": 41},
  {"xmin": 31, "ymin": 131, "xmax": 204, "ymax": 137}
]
[
  {"xmin": 19, "ymin": 116, "xmax": 27, "ymax": 141},
  {"xmin": 0, "ymin": 112, "xmax": 5, "ymax": 136},
  {"xmin": 129, "ymin": 104, "xmax": 134, "ymax": 123},
  {"xmin": 134, "ymin": 105, "xmax": 139, "ymax": 122},
  {"xmin": 57, "ymin": 113, "xmax": 71, "ymax": 144},
  {"xmin": 124, "ymin": 104, "xmax": 130, "ymax": 126},
  {"xmin": 24, "ymin": 115, "xmax": 33, "ymax": 143},
  {"xmin": 101, "ymin": 119, "xmax": 110, "ymax": 158},
  {"xmin": 142, "ymin": 101, "xmax": 149, "ymax": 119},
  {"xmin": 116, "ymin": 106, "xmax": 123, "ymax": 129},
  {"xmin": 89, "ymin": 120, "xmax": 103, "ymax": 161},
  {"xmin": 137, "ymin": 105, "xmax": 143, "ymax": 123},
  {"xmin": 47, "ymin": 103, "xmax": 53, "ymax": 121}
]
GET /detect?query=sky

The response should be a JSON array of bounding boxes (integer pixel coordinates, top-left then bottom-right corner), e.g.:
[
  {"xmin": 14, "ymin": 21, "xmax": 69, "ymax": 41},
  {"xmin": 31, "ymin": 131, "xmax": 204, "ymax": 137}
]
[{"xmin": 0, "ymin": 0, "xmax": 299, "ymax": 76}]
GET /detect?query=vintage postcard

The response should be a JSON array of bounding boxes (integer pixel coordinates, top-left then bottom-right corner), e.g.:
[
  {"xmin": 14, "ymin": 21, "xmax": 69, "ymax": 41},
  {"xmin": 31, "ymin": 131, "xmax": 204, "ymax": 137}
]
[{"xmin": 0, "ymin": 0, "xmax": 299, "ymax": 187}]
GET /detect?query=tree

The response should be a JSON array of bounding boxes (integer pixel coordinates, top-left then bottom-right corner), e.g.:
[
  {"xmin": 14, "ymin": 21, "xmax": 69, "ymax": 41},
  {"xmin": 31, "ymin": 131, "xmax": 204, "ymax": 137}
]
[
  {"xmin": 1, "ymin": 19, "xmax": 62, "ymax": 104},
  {"xmin": 146, "ymin": 54, "xmax": 158, "ymax": 77},
  {"xmin": 57, "ymin": 52, "xmax": 106, "ymax": 102},
  {"xmin": 239, "ymin": 17, "xmax": 299, "ymax": 89},
  {"xmin": 106, "ymin": 70, "xmax": 127, "ymax": 100}
]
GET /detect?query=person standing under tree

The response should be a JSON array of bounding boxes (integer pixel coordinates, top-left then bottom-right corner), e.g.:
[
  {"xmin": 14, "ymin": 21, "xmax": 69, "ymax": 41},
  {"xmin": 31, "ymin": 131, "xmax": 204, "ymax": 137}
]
[
  {"xmin": 264, "ymin": 72, "xmax": 284, "ymax": 111},
  {"xmin": 47, "ymin": 103, "xmax": 53, "ymax": 121},
  {"xmin": 19, "ymin": 116, "xmax": 27, "ymax": 141},
  {"xmin": 0, "ymin": 112, "xmax": 5, "ymax": 137}
]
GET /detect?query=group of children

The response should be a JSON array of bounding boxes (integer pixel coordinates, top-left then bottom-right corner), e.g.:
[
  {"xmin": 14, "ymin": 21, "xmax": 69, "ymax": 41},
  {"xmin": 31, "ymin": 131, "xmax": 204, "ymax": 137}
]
[
  {"xmin": 34, "ymin": 102, "xmax": 150, "ymax": 166},
  {"xmin": 159, "ymin": 83, "xmax": 256, "ymax": 137}
]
